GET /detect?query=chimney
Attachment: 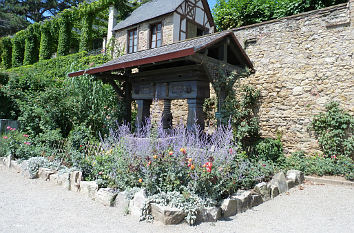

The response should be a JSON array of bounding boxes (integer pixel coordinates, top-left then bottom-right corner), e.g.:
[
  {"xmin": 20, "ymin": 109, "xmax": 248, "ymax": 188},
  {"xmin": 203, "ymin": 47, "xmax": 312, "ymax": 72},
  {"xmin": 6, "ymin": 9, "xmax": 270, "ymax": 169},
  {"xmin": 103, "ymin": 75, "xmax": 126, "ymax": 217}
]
[{"xmin": 107, "ymin": 6, "xmax": 117, "ymax": 47}]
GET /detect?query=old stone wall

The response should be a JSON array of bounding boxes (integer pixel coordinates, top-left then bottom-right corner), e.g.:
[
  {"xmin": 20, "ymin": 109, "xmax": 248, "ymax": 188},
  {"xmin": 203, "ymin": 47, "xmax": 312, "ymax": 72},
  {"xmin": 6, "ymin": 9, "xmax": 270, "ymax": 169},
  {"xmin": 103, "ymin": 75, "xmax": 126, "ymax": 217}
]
[{"xmin": 232, "ymin": 2, "xmax": 354, "ymax": 154}]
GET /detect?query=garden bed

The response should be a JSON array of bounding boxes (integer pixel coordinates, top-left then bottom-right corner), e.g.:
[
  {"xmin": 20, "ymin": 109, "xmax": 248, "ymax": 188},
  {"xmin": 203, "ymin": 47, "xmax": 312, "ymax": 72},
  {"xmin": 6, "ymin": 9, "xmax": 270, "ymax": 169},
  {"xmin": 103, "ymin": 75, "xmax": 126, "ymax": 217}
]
[{"xmin": 0, "ymin": 155, "xmax": 305, "ymax": 225}]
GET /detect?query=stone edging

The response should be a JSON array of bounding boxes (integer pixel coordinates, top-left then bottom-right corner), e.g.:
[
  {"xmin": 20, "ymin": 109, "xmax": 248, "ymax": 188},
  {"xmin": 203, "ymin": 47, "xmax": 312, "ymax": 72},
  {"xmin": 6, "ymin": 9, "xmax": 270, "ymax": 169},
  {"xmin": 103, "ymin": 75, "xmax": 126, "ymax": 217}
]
[
  {"xmin": 0, "ymin": 156, "xmax": 305, "ymax": 225},
  {"xmin": 305, "ymin": 176, "xmax": 354, "ymax": 187}
]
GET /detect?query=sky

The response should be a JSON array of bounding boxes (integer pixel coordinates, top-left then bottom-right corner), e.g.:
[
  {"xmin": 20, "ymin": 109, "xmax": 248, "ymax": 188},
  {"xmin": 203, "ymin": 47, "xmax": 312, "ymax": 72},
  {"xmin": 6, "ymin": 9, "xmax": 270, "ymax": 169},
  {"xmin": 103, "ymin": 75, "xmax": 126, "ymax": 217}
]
[{"xmin": 207, "ymin": 0, "xmax": 217, "ymax": 11}]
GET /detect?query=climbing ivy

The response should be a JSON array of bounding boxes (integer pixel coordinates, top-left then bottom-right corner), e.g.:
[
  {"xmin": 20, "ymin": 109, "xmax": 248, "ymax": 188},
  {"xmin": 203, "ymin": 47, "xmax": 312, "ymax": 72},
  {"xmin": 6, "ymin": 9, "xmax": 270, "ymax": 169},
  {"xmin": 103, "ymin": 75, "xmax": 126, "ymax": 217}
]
[
  {"xmin": 39, "ymin": 21, "xmax": 53, "ymax": 60},
  {"xmin": 11, "ymin": 31, "xmax": 26, "ymax": 67},
  {"xmin": 1, "ymin": 37, "xmax": 12, "ymax": 69},
  {"xmin": 57, "ymin": 10, "xmax": 73, "ymax": 56},
  {"xmin": 79, "ymin": 13, "xmax": 94, "ymax": 52},
  {"xmin": 23, "ymin": 23, "xmax": 40, "ymax": 65}
]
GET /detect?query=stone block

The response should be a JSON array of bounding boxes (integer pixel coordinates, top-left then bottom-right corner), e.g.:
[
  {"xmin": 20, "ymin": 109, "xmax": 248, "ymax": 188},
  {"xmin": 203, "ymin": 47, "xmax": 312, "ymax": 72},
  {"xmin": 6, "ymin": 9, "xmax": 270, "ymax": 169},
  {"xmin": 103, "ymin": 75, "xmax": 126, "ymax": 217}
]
[
  {"xmin": 95, "ymin": 188, "xmax": 118, "ymax": 207},
  {"xmin": 232, "ymin": 190, "xmax": 252, "ymax": 214},
  {"xmin": 80, "ymin": 181, "xmax": 98, "ymax": 200},
  {"xmin": 221, "ymin": 198, "xmax": 237, "ymax": 218},
  {"xmin": 286, "ymin": 170, "xmax": 304, "ymax": 184},
  {"xmin": 150, "ymin": 203, "xmax": 186, "ymax": 225},
  {"xmin": 254, "ymin": 182, "xmax": 271, "ymax": 201},
  {"xmin": 57, "ymin": 173, "xmax": 71, "ymax": 190},
  {"xmin": 251, "ymin": 194, "xmax": 263, "ymax": 207},
  {"xmin": 114, "ymin": 191, "xmax": 130, "ymax": 213},
  {"xmin": 197, "ymin": 207, "xmax": 221, "ymax": 222},
  {"xmin": 269, "ymin": 172, "xmax": 288, "ymax": 193},
  {"xmin": 20, "ymin": 160, "xmax": 38, "ymax": 179},
  {"xmin": 269, "ymin": 185, "xmax": 279, "ymax": 199},
  {"xmin": 10, "ymin": 160, "xmax": 21, "ymax": 173},
  {"xmin": 38, "ymin": 168, "xmax": 56, "ymax": 181},
  {"xmin": 129, "ymin": 189, "xmax": 147, "ymax": 217},
  {"xmin": 70, "ymin": 171, "xmax": 82, "ymax": 192}
]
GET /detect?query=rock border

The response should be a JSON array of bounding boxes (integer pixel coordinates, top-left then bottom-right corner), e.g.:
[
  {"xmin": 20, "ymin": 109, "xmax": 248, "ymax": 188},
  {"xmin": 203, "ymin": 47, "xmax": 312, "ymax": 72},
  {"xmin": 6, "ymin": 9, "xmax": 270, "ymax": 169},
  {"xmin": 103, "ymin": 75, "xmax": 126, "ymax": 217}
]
[{"xmin": 0, "ymin": 157, "xmax": 307, "ymax": 225}]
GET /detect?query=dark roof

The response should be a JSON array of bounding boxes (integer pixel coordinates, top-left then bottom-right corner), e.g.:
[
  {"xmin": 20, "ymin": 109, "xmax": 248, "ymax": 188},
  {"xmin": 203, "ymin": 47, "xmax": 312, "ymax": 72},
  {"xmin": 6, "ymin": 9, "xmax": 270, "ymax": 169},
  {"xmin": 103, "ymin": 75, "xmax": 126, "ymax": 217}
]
[
  {"xmin": 68, "ymin": 31, "xmax": 253, "ymax": 77},
  {"xmin": 113, "ymin": 0, "xmax": 184, "ymax": 31}
]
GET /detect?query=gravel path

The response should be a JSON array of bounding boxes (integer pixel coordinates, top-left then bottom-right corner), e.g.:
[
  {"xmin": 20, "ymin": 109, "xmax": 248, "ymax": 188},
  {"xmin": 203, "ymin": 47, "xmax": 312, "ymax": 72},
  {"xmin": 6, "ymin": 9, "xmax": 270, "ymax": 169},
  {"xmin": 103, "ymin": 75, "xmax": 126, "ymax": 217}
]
[{"xmin": 1, "ymin": 164, "xmax": 354, "ymax": 233}]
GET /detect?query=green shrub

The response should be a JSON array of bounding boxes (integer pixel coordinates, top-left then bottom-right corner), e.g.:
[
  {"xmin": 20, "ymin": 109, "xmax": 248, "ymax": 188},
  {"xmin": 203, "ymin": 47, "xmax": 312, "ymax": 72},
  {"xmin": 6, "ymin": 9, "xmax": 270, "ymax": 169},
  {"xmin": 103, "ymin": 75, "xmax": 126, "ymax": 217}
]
[
  {"xmin": 23, "ymin": 23, "xmax": 40, "ymax": 65},
  {"xmin": 253, "ymin": 137, "xmax": 284, "ymax": 162},
  {"xmin": 1, "ymin": 37, "xmax": 12, "ymax": 69},
  {"xmin": 283, "ymin": 151, "xmax": 354, "ymax": 180},
  {"xmin": 311, "ymin": 102, "xmax": 353, "ymax": 158},
  {"xmin": 4, "ymin": 52, "xmax": 124, "ymax": 139}
]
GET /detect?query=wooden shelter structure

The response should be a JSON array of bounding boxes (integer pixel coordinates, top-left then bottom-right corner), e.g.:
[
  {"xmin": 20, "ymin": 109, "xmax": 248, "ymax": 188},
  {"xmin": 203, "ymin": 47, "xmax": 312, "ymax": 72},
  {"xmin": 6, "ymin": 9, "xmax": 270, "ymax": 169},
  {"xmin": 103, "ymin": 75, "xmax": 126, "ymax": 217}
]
[{"xmin": 69, "ymin": 31, "xmax": 253, "ymax": 130}]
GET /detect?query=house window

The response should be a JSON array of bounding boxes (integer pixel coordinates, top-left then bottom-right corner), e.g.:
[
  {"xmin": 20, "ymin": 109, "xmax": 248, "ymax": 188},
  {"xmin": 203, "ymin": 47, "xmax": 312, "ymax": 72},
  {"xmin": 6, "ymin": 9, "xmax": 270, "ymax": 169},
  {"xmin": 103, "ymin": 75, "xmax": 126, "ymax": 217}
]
[
  {"xmin": 128, "ymin": 28, "xmax": 138, "ymax": 53},
  {"xmin": 150, "ymin": 23, "xmax": 162, "ymax": 48}
]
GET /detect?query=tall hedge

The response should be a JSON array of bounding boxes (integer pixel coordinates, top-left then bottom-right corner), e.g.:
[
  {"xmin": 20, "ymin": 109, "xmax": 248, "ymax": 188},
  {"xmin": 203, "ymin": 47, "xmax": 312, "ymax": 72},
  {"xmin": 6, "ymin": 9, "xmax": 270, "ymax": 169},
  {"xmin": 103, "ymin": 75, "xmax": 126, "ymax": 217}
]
[
  {"xmin": 11, "ymin": 31, "xmax": 26, "ymax": 67},
  {"xmin": 23, "ymin": 23, "xmax": 40, "ymax": 65},
  {"xmin": 39, "ymin": 21, "xmax": 53, "ymax": 60},
  {"xmin": 79, "ymin": 14, "xmax": 94, "ymax": 52},
  {"xmin": 57, "ymin": 10, "xmax": 73, "ymax": 56},
  {"xmin": 1, "ymin": 37, "xmax": 12, "ymax": 69}
]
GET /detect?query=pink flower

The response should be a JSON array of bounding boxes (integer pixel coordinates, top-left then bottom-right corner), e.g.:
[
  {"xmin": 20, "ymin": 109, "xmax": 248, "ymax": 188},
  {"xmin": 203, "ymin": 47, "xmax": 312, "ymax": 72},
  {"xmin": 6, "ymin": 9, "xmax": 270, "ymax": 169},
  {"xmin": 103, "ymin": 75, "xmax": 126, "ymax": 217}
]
[
  {"xmin": 262, "ymin": 164, "xmax": 266, "ymax": 167},
  {"xmin": 331, "ymin": 155, "xmax": 337, "ymax": 159},
  {"xmin": 98, "ymin": 171, "xmax": 103, "ymax": 175},
  {"xmin": 6, "ymin": 126, "xmax": 11, "ymax": 130},
  {"xmin": 3, "ymin": 136, "xmax": 8, "ymax": 139},
  {"xmin": 24, "ymin": 142, "xmax": 31, "ymax": 145},
  {"xmin": 11, "ymin": 128, "xmax": 16, "ymax": 131},
  {"xmin": 229, "ymin": 148, "xmax": 233, "ymax": 154},
  {"xmin": 23, "ymin": 134, "xmax": 29, "ymax": 138}
]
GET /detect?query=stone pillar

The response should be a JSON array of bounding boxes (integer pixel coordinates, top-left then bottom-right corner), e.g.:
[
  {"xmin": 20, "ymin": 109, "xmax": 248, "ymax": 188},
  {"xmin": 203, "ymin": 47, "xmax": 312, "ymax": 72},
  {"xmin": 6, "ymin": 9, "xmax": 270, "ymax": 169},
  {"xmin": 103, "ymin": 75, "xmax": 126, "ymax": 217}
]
[
  {"xmin": 136, "ymin": 100, "xmax": 152, "ymax": 129},
  {"xmin": 187, "ymin": 99, "xmax": 205, "ymax": 131},
  {"xmin": 162, "ymin": 99, "xmax": 173, "ymax": 129}
]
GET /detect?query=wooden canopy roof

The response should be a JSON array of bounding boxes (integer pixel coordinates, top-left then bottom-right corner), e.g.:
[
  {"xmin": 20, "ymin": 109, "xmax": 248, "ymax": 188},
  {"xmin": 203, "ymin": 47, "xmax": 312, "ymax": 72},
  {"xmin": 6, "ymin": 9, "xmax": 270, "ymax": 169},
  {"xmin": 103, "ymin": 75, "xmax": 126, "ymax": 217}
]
[{"xmin": 68, "ymin": 31, "xmax": 253, "ymax": 77}]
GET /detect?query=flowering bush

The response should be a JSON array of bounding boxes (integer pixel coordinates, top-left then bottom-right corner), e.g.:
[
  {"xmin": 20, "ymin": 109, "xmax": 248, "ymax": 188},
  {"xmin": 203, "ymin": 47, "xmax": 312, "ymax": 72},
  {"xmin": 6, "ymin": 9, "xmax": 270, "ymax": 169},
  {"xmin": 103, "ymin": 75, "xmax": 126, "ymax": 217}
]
[
  {"xmin": 1, "ymin": 126, "xmax": 34, "ymax": 159},
  {"xmin": 77, "ymin": 120, "xmax": 275, "ymax": 202}
]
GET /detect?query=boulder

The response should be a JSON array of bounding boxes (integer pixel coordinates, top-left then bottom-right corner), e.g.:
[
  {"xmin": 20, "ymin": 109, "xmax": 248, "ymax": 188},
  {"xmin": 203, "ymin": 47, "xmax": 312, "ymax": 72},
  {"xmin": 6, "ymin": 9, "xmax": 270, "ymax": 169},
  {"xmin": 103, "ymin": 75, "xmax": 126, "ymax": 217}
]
[
  {"xmin": 70, "ymin": 171, "xmax": 82, "ymax": 192},
  {"xmin": 150, "ymin": 203, "xmax": 186, "ymax": 225},
  {"xmin": 38, "ymin": 168, "xmax": 56, "ymax": 181},
  {"xmin": 0, "ymin": 157, "xmax": 5, "ymax": 166},
  {"xmin": 114, "ymin": 191, "xmax": 130, "ymax": 213},
  {"xmin": 232, "ymin": 190, "xmax": 252, "ymax": 214},
  {"xmin": 286, "ymin": 170, "xmax": 304, "ymax": 184},
  {"xmin": 254, "ymin": 182, "xmax": 271, "ymax": 201},
  {"xmin": 80, "ymin": 181, "xmax": 98, "ymax": 200},
  {"xmin": 221, "ymin": 198, "xmax": 237, "ymax": 218},
  {"xmin": 197, "ymin": 207, "xmax": 221, "ymax": 222},
  {"xmin": 129, "ymin": 189, "xmax": 148, "ymax": 217},
  {"xmin": 251, "ymin": 194, "xmax": 263, "ymax": 207},
  {"xmin": 269, "ymin": 172, "xmax": 288, "ymax": 193},
  {"xmin": 287, "ymin": 180, "xmax": 296, "ymax": 189},
  {"xmin": 96, "ymin": 188, "xmax": 118, "ymax": 207}
]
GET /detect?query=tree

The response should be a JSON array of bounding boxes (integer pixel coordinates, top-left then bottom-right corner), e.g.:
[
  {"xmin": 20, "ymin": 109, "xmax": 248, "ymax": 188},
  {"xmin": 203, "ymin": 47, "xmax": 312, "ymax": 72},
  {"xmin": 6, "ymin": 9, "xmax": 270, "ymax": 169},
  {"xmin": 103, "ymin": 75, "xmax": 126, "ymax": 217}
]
[
  {"xmin": 213, "ymin": 0, "xmax": 348, "ymax": 31},
  {"xmin": 1, "ymin": 0, "xmax": 85, "ymax": 22}
]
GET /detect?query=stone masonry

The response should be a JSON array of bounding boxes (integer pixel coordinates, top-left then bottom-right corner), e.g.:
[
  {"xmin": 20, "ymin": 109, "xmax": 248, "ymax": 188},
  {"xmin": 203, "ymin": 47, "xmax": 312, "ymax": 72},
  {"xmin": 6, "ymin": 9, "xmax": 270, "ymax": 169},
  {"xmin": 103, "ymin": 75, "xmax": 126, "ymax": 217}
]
[{"xmin": 231, "ymin": 2, "xmax": 353, "ymax": 154}]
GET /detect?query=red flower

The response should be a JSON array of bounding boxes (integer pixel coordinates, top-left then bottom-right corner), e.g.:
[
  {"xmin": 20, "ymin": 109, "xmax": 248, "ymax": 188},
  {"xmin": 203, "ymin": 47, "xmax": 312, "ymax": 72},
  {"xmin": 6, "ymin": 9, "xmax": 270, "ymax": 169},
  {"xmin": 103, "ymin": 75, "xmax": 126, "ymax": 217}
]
[
  {"xmin": 169, "ymin": 151, "xmax": 173, "ymax": 156},
  {"xmin": 206, "ymin": 167, "xmax": 212, "ymax": 173},
  {"xmin": 24, "ymin": 142, "xmax": 31, "ymax": 145},
  {"xmin": 262, "ymin": 164, "xmax": 266, "ymax": 167},
  {"xmin": 3, "ymin": 136, "xmax": 8, "ymax": 139},
  {"xmin": 147, "ymin": 161, "xmax": 152, "ymax": 167},
  {"xmin": 204, "ymin": 162, "xmax": 213, "ymax": 173},
  {"xmin": 80, "ymin": 145, "xmax": 83, "ymax": 147},
  {"xmin": 23, "ymin": 134, "xmax": 29, "ymax": 138}
]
